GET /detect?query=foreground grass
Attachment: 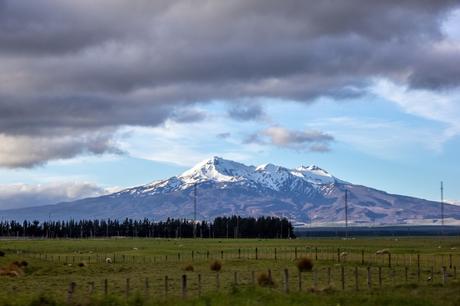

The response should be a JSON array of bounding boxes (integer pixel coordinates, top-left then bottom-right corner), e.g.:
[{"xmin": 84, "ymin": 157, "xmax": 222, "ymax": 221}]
[
  {"xmin": 1, "ymin": 284, "xmax": 460, "ymax": 306},
  {"xmin": 0, "ymin": 237, "xmax": 459, "ymax": 305}
]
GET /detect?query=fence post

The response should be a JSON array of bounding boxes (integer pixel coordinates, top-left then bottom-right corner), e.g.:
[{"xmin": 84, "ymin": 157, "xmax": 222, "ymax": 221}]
[
  {"xmin": 125, "ymin": 278, "xmax": 130, "ymax": 298},
  {"xmin": 104, "ymin": 279, "xmax": 108, "ymax": 296},
  {"xmin": 388, "ymin": 253, "xmax": 392, "ymax": 268},
  {"xmin": 181, "ymin": 274, "xmax": 187, "ymax": 298},
  {"xmin": 198, "ymin": 274, "xmax": 202, "ymax": 297},
  {"xmin": 298, "ymin": 271, "xmax": 302, "ymax": 291},
  {"xmin": 67, "ymin": 282, "xmax": 76, "ymax": 305},
  {"xmin": 206, "ymin": 250, "xmax": 209, "ymax": 260},
  {"xmin": 442, "ymin": 266, "xmax": 447, "ymax": 285},
  {"xmin": 315, "ymin": 247, "xmax": 318, "ymax": 260},
  {"xmin": 234, "ymin": 271, "xmax": 238, "ymax": 285},
  {"xmin": 238, "ymin": 248, "xmax": 241, "ymax": 259},
  {"xmin": 367, "ymin": 267, "xmax": 371, "ymax": 289},
  {"xmin": 341, "ymin": 266, "xmax": 345, "ymax": 290},
  {"xmin": 192, "ymin": 251, "xmax": 194, "ymax": 261},
  {"xmin": 378, "ymin": 267, "xmax": 382, "ymax": 288},
  {"xmin": 405, "ymin": 267, "xmax": 408, "ymax": 283},
  {"xmin": 454, "ymin": 266, "xmax": 457, "ymax": 279},
  {"xmin": 337, "ymin": 248, "xmax": 341, "ymax": 263},
  {"xmin": 283, "ymin": 269, "xmax": 289, "ymax": 293},
  {"xmin": 255, "ymin": 248, "xmax": 258, "ymax": 260},
  {"xmin": 449, "ymin": 254, "xmax": 453, "ymax": 269},
  {"xmin": 164, "ymin": 276, "xmax": 169, "ymax": 296},
  {"xmin": 354, "ymin": 266, "xmax": 359, "ymax": 291},
  {"xmin": 275, "ymin": 248, "xmax": 277, "ymax": 261},
  {"xmin": 417, "ymin": 254, "xmax": 420, "ymax": 282},
  {"xmin": 88, "ymin": 281, "xmax": 95, "ymax": 294},
  {"xmin": 221, "ymin": 250, "xmax": 224, "ymax": 260},
  {"xmin": 178, "ymin": 253, "xmax": 181, "ymax": 261},
  {"xmin": 144, "ymin": 277, "xmax": 149, "ymax": 296},
  {"xmin": 361, "ymin": 250, "xmax": 365, "ymax": 265}
]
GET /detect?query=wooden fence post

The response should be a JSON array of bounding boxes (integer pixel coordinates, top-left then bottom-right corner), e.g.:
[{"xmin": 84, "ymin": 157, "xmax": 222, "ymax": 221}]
[
  {"xmin": 221, "ymin": 250, "xmax": 224, "ymax": 260},
  {"xmin": 67, "ymin": 282, "xmax": 76, "ymax": 305},
  {"xmin": 337, "ymin": 248, "xmax": 341, "ymax": 263},
  {"xmin": 238, "ymin": 248, "xmax": 241, "ymax": 259},
  {"xmin": 206, "ymin": 250, "xmax": 209, "ymax": 260},
  {"xmin": 315, "ymin": 247, "xmax": 318, "ymax": 261},
  {"xmin": 192, "ymin": 251, "xmax": 194, "ymax": 261},
  {"xmin": 275, "ymin": 248, "xmax": 277, "ymax": 261},
  {"xmin": 255, "ymin": 248, "xmax": 258, "ymax": 260},
  {"xmin": 417, "ymin": 254, "xmax": 421, "ymax": 281},
  {"xmin": 198, "ymin": 274, "xmax": 202, "ymax": 297},
  {"xmin": 388, "ymin": 253, "xmax": 392, "ymax": 268},
  {"xmin": 454, "ymin": 266, "xmax": 457, "ymax": 279},
  {"xmin": 298, "ymin": 271, "xmax": 302, "ymax": 291},
  {"xmin": 341, "ymin": 266, "xmax": 345, "ymax": 290},
  {"xmin": 367, "ymin": 267, "xmax": 371, "ymax": 289},
  {"xmin": 181, "ymin": 274, "xmax": 187, "ymax": 298},
  {"xmin": 104, "ymin": 279, "xmax": 108, "ymax": 296},
  {"xmin": 442, "ymin": 266, "xmax": 447, "ymax": 285},
  {"xmin": 164, "ymin": 276, "xmax": 169, "ymax": 296},
  {"xmin": 144, "ymin": 277, "xmax": 149, "ymax": 296},
  {"xmin": 354, "ymin": 266, "xmax": 359, "ymax": 291},
  {"xmin": 283, "ymin": 269, "xmax": 289, "ymax": 293},
  {"xmin": 361, "ymin": 250, "xmax": 365, "ymax": 265},
  {"xmin": 449, "ymin": 254, "xmax": 453, "ymax": 269}
]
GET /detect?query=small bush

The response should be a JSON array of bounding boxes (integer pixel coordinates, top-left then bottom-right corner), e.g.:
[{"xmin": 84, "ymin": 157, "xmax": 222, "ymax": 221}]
[
  {"xmin": 20, "ymin": 261, "xmax": 28, "ymax": 267},
  {"xmin": 78, "ymin": 262, "xmax": 87, "ymax": 267},
  {"xmin": 296, "ymin": 257, "xmax": 313, "ymax": 272},
  {"xmin": 210, "ymin": 260, "xmax": 222, "ymax": 272},
  {"xmin": 0, "ymin": 250, "xmax": 5, "ymax": 257},
  {"xmin": 257, "ymin": 272, "xmax": 274, "ymax": 287},
  {"xmin": 183, "ymin": 264, "xmax": 194, "ymax": 272}
]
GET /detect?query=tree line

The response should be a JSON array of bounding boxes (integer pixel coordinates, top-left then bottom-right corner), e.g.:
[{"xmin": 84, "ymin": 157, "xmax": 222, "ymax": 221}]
[{"xmin": 0, "ymin": 216, "xmax": 295, "ymax": 239}]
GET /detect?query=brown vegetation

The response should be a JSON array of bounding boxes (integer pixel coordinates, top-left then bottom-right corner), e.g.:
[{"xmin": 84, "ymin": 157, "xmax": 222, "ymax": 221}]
[
  {"xmin": 0, "ymin": 261, "xmax": 28, "ymax": 277},
  {"xmin": 210, "ymin": 260, "xmax": 222, "ymax": 272},
  {"xmin": 296, "ymin": 257, "xmax": 313, "ymax": 272},
  {"xmin": 183, "ymin": 264, "xmax": 194, "ymax": 272},
  {"xmin": 257, "ymin": 272, "xmax": 275, "ymax": 287}
]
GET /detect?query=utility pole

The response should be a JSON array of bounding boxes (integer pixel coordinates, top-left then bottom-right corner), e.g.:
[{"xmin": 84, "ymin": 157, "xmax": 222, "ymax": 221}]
[
  {"xmin": 441, "ymin": 181, "xmax": 444, "ymax": 231},
  {"xmin": 345, "ymin": 189, "xmax": 348, "ymax": 238},
  {"xmin": 193, "ymin": 183, "xmax": 197, "ymax": 238}
]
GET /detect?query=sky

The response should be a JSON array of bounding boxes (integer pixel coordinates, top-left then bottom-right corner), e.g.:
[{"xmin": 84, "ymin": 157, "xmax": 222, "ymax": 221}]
[{"xmin": 0, "ymin": 1, "xmax": 460, "ymax": 210}]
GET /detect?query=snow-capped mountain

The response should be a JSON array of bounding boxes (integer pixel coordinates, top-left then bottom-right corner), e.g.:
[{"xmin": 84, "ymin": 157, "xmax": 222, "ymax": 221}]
[{"xmin": 2, "ymin": 157, "xmax": 460, "ymax": 226}]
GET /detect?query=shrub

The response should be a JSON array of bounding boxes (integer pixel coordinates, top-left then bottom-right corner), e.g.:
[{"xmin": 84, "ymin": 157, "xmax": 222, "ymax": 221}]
[
  {"xmin": 296, "ymin": 257, "xmax": 313, "ymax": 272},
  {"xmin": 0, "ymin": 251, "xmax": 5, "ymax": 257},
  {"xmin": 257, "ymin": 272, "xmax": 274, "ymax": 287},
  {"xmin": 78, "ymin": 262, "xmax": 87, "ymax": 267},
  {"xmin": 183, "ymin": 264, "xmax": 194, "ymax": 272},
  {"xmin": 210, "ymin": 260, "xmax": 222, "ymax": 272}
]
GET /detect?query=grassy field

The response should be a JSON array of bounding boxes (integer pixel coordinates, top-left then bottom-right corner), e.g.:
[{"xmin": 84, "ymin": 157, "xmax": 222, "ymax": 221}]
[{"xmin": 0, "ymin": 237, "xmax": 459, "ymax": 305}]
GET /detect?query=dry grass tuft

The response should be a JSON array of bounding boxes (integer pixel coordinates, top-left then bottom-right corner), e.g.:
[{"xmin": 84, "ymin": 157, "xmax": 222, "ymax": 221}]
[
  {"xmin": 183, "ymin": 264, "xmax": 194, "ymax": 272},
  {"xmin": 257, "ymin": 272, "xmax": 275, "ymax": 287}
]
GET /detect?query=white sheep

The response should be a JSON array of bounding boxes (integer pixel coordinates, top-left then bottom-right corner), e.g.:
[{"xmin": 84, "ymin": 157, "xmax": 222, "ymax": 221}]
[
  {"xmin": 375, "ymin": 249, "xmax": 391, "ymax": 255},
  {"xmin": 105, "ymin": 257, "xmax": 112, "ymax": 264}
]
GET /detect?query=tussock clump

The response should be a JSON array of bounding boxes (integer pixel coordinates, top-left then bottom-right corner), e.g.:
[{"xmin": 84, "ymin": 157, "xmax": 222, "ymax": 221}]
[
  {"xmin": 183, "ymin": 264, "xmax": 194, "ymax": 272},
  {"xmin": 257, "ymin": 272, "xmax": 275, "ymax": 287},
  {"xmin": 296, "ymin": 257, "xmax": 313, "ymax": 272},
  {"xmin": 0, "ymin": 250, "xmax": 5, "ymax": 257},
  {"xmin": 0, "ymin": 261, "xmax": 28, "ymax": 277},
  {"xmin": 210, "ymin": 260, "xmax": 222, "ymax": 272},
  {"xmin": 78, "ymin": 262, "xmax": 87, "ymax": 267}
]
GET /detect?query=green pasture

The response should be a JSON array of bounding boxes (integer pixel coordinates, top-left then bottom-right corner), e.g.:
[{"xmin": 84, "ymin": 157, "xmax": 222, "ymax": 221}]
[{"xmin": 0, "ymin": 237, "xmax": 459, "ymax": 305}]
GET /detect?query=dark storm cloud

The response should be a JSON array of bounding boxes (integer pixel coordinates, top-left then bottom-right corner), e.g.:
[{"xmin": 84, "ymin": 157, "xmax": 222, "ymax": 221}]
[{"xmin": 0, "ymin": 0, "xmax": 459, "ymax": 166}]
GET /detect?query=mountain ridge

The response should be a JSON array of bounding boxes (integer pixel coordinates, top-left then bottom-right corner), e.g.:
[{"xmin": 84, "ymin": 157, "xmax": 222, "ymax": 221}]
[{"xmin": 1, "ymin": 156, "xmax": 459, "ymax": 226}]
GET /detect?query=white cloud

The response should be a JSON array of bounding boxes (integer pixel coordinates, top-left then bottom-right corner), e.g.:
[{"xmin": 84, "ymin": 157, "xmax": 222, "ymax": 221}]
[
  {"xmin": 0, "ymin": 182, "xmax": 120, "ymax": 210},
  {"xmin": 372, "ymin": 79, "xmax": 460, "ymax": 144}
]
